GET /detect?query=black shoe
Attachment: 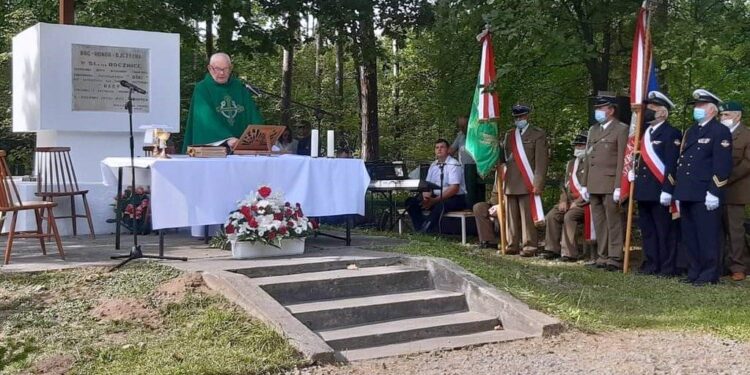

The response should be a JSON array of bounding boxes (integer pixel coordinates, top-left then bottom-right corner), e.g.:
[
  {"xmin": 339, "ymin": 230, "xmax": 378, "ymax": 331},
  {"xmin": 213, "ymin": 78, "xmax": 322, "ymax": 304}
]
[
  {"xmin": 585, "ymin": 262, "xmax": 605, "ymax": 269},
  {"xmin": 479, "ymin": 241, "xmax": 498, "ymax": 249},
  {"xmin": 679, "ymin": 277, "xmax": 695, "ymax": 284},
  {"xmin": 559, "ymin": 256, "xmax": 578, "ymax": 263},
  {"xmin": 419, "ymin": 221, "xmax": 432, "ymax": 233},
  {"xmin": 692, "ymin": 280, "xmax": 718, "ymax": 287},
  {"xmin": 519, "ymin": 250, "xmax": 536, "ymax": 257},
  {"xmin": 541, "ymin": 251, "xmax": 560, "ymax": 260},
  {"xmin": 605, "ymin": 264, "xmax": 621, "ymax": 272}
]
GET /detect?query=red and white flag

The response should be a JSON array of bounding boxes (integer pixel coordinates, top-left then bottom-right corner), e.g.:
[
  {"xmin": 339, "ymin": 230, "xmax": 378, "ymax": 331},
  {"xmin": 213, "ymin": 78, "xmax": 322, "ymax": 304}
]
[
  {"xmin": 568, "ymin": 158, "xmax": 596, "ymax": 241},
  {"xmin": 508, "ymin": 129, "xmax": 544, "ymax": 224},
  {"xmin": 640, "ymin": 129, "xmax": 680, "ymax": 218},
  {"xmin": 621, "ymin": 1, "xmax": 653, "ymax": 200}
]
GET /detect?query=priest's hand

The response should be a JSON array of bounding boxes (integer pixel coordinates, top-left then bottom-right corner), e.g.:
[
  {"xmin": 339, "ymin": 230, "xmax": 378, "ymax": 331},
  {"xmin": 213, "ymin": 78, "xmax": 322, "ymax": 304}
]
[{"xmin": 227, "ymin": 137, "xmax": 239, "ymax": 148}]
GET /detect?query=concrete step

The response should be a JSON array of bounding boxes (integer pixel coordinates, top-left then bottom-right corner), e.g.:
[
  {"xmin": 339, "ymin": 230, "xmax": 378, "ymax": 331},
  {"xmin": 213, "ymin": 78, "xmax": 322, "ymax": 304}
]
[
  {"xmin": 233, "ymin": 256, "xmax": 403, "ymax": 278},
  {"xmin": 318, "ymin": 311, "xmax": 499, "ymax": 351},
  {"xmin": 287, "ymin": 289, "xmax": 468, "ymax": 331},
  {"xmin": 254, "ymin": 266, "xmax": 432, "ymax": 304},
  {"xmin": 338, "ymin": 329, "xmax": 530, "ymax": 362}
]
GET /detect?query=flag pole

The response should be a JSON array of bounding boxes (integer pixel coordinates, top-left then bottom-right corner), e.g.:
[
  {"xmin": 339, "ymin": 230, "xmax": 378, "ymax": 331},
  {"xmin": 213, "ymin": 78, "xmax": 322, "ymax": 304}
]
[
  {"xmin": 623, "ymin": 104, "xmax": 643, "ymax": 273},
  {"xmin": 495, "ymin": 163, "xmax": 507, "ymax": 254}
]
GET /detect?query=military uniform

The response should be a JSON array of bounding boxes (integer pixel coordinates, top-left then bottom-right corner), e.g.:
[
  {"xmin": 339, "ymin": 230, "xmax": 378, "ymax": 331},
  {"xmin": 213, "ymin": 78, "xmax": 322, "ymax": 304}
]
[
  {"xmin": 502, "ymin": 124, "xmax": 549, "ymax": 255},
  {"xmin": 721, "ymin": 118, "xmax": 750, "ymax": 277},
  {"xmin": 634, "ymin": 120, "xmax": 682, "ymax": 275},
  {"xmin": 544, "ymin": 158, "xmax": 588, "ymax": 259},
  {"xmin": 582, "ymin": 113, "xmax": 629, "ymax": 268},
  {"xmin": 674, "ymin": 90, "xmax": 733, "ymax": 285}
]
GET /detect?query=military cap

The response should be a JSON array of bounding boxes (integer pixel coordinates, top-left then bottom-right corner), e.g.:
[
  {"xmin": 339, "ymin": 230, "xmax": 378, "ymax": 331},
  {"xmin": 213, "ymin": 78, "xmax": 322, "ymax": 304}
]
[
  {"xmin": 572, "ymin": 133, "xmax": 588, "ymax": 145},
  {"xmin": 720, "ymin": 101, "xmax": 743, "ymax": 113},
  {"xmin": 688, "ymin": 89, "xmax": 722, "ymax": 105},
  {"xmin": 644, "ymin": 91, "xmax": 675, "ymax": 110},
  {"xmin": 593, "ymin": 95, "xmax": 618, "ymax": 108},
  {"xmin": 511, "ymin": 104, "xmax": 531, "ymax": 117}
]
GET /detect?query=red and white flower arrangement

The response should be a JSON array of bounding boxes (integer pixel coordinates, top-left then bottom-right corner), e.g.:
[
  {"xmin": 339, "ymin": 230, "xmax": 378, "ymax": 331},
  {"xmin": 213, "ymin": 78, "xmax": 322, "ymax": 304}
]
[{"xmin": 224, "ymin": 185, "xmax": 314, "ymax": 247}]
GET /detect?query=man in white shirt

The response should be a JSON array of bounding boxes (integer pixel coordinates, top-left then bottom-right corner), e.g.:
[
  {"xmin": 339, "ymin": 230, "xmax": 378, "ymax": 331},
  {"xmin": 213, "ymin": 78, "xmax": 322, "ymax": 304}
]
[{"xmin": 406, "ymin": 139, "xmax": 467, "ymax": 233}]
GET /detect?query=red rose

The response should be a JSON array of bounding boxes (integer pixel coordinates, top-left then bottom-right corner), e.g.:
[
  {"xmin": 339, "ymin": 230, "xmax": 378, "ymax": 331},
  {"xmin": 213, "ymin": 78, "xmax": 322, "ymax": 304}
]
[
  {"xmin": 274, "ymin": 213, "xmax": 283, "ymax": 220},
  {"xmin": 285, "ymin": 209, "xmax": 293, "ymax": 216},
  {"xmin": 226, "ymin": 224, "xmax": 235, "ymax": 234},
  {"xmin": 287, "ymin": 221, "xmax": 295, "ymax": 227},
  {"xmin": 258, "ymin": 186, "xmax": 272, "ymax": 198},
  {"xmin": 248, "ymin": 217, "xmax": 258, "ymax": 228},
  {"xmin": 279, "ymin": 227, "xmax": 287, "ymax": 235},
  {"xmin": 240, "ymin": 206, "xmax": 253, "ymax": 221},
  {"xmin": 250, "ymin": 205, "xmax": 258, "ymax": 212},
  {"xmin": 268, "ymin": 231, "xmax": 276, "ymax": 240}
]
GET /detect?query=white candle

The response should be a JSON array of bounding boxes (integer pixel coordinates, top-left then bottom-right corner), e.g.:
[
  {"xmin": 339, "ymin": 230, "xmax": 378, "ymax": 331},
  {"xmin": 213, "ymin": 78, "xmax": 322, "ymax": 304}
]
[
  {"xmin": 327, "ymin": 130, "xmax": 335, "ymax": 157},
  {"xmin": 311, "ymin": 129, "xmax": 319, "ymax": 157}
]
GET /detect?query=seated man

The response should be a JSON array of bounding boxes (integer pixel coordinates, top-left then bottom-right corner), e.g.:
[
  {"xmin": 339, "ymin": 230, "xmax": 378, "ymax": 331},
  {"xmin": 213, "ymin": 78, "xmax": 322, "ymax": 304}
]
[
  {"xmin": 541, "ymin": 134, "xmax": 594, "ymax": 261},
  {"xmin": 181, "ymin": 52, "xmax": 264, "ymax": 152},
  {"xmin": 472, "ymin": 175, "xmax": 500, "ymax": 248},
  {"xmin": 296, "ymin": 120, "xmax": 313, "ymax": 155},
  {"xmin": 405, "ymin": 139, "xmax": 467, "ymax": 233}
]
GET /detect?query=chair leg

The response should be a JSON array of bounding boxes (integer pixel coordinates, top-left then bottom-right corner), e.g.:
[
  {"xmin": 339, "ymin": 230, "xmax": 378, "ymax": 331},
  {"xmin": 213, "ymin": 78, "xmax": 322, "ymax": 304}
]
[
  {"xmin": 81, "ymin": 193, "xmax": 96, "ymax": 239},
  {"xmin": 461, "ymin": 217, "xmax": 467, "ymax": 245},
  {"xmin": 70, "ymin": 195, "xmax": 78, "ymax": 236},
  {"xmin": 45, "ymin": 197, "xmax": 53, "ymax": 242},
  {"xmin": 34, "ymin": 208, "xmax": 47, "ymax": 255},
  {"xmin": 47, "ymin": 206, "xmax": 65, "ymax": 261},
  {"xmin": 4, "ymin": 212, "xmax": 18, "ymax": 265}
]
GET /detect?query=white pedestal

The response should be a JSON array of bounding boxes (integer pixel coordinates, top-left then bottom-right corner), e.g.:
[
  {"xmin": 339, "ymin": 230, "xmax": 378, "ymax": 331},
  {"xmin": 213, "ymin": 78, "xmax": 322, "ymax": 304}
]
[{"xmin": 231, "ymin": 238, "xmax": 306, "ymax": 259}]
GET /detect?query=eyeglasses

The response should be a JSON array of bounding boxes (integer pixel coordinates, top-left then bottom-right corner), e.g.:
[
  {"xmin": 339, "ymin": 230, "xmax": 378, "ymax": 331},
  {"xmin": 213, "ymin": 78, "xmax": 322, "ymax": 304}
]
[{"xmin": 209, "ymin": 65, "xmax": 231, "ymax": 74}]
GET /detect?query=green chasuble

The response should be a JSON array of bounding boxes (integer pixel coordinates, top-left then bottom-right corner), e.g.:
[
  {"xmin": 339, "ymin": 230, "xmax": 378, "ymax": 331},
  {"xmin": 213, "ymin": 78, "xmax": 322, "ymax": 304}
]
[{"xmin": 181, "ymin": 74, "xmax": 265, "ymax": 152}]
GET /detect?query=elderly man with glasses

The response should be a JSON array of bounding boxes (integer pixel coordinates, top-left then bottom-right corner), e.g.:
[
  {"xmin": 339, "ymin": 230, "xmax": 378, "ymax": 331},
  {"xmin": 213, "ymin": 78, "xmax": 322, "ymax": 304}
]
[{"xmin": 181, "ymin": 52, "xmax": 265, "ymax": 152}]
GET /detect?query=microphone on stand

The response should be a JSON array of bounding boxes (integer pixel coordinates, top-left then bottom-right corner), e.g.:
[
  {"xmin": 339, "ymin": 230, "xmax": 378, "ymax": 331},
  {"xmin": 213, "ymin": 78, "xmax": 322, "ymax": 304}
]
[
  {"xmin": 120, "ymin": 80, "xmax": 147, "ymax": 94},
  {"xmin": 243, "ymin": 81, "xmax": 263, "ymax": 97}
]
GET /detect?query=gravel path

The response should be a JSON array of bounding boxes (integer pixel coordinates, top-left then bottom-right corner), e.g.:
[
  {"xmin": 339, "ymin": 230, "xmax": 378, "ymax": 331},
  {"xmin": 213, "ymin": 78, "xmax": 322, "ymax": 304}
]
[{"xmin": 292, "ymin": 330, "xmax": 750, "ymax": 375}]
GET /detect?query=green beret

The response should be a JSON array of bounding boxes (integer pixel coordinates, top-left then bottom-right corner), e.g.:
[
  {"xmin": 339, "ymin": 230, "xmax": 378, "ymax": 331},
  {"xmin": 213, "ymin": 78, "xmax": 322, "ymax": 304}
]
[{"xmin": 720, "ymin": 101, "xmax": 743, "ymax": 113}]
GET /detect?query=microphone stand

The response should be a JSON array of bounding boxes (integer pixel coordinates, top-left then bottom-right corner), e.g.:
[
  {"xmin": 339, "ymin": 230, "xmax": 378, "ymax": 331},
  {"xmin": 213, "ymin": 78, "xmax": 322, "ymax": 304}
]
[
  {"xmin": 110, "ymin": 88, "xmax": 187, "ymax": 271},
  {"xmin": 438, "ymin": 162, "xmax": 445, "ymax": 234}
]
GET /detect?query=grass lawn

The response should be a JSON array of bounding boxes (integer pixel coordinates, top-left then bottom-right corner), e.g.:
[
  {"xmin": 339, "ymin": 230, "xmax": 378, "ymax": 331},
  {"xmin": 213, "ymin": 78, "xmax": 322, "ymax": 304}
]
[
  {"xmin": 379, "ymin": 233, "xmax": 750, "ymax": 341},
  {"xmin": 0, "ymin": 263, "xmax": 302, "ymax": 374}
]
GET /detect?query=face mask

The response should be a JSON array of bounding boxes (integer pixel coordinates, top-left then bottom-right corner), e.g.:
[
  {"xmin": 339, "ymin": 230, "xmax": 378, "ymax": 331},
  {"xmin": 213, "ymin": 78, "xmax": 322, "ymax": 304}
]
[
  {"xmin": 643, "ymin": 109, "xmax": 656, "ymax": 123},
  {"xmin": 721, "ymin": 119, "xmax": 735, "ymax": 127},
  {"xmin": 514, "ymin": 119, "xmax": 528, "ymax": 129},
  {"xmin": 693, "ymin": 107, "xmax": 706, "ymax": 122},
  {"xmin": 573, "ymin": 149, "xmax": 586, "ymax": 158},
  {"xmin": 594, "ymin": 110, "xmax": 607, "ymax": 123}
]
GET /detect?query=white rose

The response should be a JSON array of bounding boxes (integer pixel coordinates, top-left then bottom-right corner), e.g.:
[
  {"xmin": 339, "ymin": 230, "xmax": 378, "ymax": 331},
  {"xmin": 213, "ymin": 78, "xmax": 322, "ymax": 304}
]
[{"xmin": 294, "ymin": 227, "xmax": 302, "ymax": 234}]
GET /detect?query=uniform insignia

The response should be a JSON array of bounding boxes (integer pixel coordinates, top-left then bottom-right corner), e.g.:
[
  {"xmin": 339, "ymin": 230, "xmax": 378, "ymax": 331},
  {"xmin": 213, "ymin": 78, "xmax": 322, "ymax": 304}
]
[
  {"xmin": 674, "ymin": 139, "xmax": 681, "ymax": 146},
  {"xmin": 668, "ymin": 174, "xmax": 675, "ymax": 185},
  {"xmin": 652, "ymin": 140, "xmax": 662, "ymax": 145},
  {"xmin": 713, "ymin": 175, "xmax": 727, "ymax": 187},
  {"xmin": 698, "ymin": 138, "xmax": 711, "ymax": 144},
  {"xmin": 721, "ymin": 139, "xmax": 730, "ymax": 148}
]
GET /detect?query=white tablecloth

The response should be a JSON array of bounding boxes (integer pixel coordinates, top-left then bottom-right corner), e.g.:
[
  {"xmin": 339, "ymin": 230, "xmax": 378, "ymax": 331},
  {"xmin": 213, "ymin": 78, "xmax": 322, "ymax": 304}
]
[{"xmin": 101, "ymin": 155, "xmax": 370, "ymax": 230}]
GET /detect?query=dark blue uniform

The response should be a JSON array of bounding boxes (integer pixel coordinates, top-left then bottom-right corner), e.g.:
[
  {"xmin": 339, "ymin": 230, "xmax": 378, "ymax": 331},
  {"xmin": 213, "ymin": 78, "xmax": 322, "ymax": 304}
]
[
  {"xmin": 673, "ymin": 118, "xmax": 733, "ymax": 284},
  {"xmin": 634, "ymin": 122, "xmax": 682, "ymax": 276}
]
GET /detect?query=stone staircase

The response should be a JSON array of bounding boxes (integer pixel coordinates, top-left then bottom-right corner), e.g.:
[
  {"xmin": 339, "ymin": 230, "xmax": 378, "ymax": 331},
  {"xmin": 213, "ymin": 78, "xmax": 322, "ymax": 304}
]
[{"xmin": 232, "ymin": 255, "xmax": 554, "ymax": 361}]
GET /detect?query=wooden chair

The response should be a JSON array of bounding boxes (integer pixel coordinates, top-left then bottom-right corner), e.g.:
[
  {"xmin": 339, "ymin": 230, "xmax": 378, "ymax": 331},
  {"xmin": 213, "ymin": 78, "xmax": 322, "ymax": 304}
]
[
  {"xmin": 1, "ymin": 150, "xmax": 65, "ymax": 264},
  {"xmin": 34, "ymin": 147, "xmax": 95, "ymax": 238}
]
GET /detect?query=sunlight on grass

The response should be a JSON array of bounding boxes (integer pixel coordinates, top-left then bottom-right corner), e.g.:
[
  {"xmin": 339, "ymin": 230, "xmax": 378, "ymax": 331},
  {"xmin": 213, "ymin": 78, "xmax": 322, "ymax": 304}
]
[{"xmin": 382, "ymin": 233, "xmax": 750, "ymax": 341}]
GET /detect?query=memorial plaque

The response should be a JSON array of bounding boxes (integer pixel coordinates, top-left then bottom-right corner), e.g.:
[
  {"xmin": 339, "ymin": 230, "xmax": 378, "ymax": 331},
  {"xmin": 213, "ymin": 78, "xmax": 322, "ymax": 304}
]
[{"xmin": 72, "ymin": 44, "xmax": 150, "ymax": 112}]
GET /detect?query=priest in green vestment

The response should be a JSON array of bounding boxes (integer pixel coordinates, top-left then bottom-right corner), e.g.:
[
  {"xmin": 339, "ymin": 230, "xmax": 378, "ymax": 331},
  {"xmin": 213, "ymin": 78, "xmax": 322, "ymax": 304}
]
[{"xmin": 181, "ymin": 52, "xmax": 265, "ymax": 152}]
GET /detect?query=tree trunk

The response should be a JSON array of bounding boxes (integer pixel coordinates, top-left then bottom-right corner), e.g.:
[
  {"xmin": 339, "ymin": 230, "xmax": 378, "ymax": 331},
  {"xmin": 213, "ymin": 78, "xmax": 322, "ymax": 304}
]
[
  {"xmin": 392, "ymin": 39, "xmax": 400, "ymax": 141},
  {"xmin": 314, "ymin": 21, "xmax": 323, "ymax": 112},
  {"xmin": 358, "ymin": 17, "xmax": 379, "ymax": 161},
  {"xmin": 59, "ymin": 0, "xmax": 74, "ymax": 24},
  {"xmin": 334, "ymin": 29, "xmax": 345, "ymax": 105},
  {"xmin": 205, "ymin": 9, "xmax": 214, "ymax": 61},
  {"xmin": 216, "ymin": 0, "xmax": 237, "ymax": 55},
  {"xmin": 280, "ymin": 14, "xmax": 299, "ymax": 127}
]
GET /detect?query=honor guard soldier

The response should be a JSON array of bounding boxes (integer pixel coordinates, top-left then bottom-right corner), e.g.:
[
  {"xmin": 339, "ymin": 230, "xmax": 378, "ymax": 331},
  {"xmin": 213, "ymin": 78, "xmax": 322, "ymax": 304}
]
[
  {"xmin": 581, "ymin": 95, "xmax": 629, "ymax": 271},
  {"xmin": 718, "ymin": 101, "xmax": 750, "ymax": 281},
  {"xmin": 673, "ymin": 89, "xmax": 733, "ymax": 286},
  {"xmin": 542, "ymin": 134, "xmax": 594, "ymax": 261},
  {"xmin": 633, "ymin": 91, "xmax": 682, "ymax": 276},
  {"xmin": 502, "ymin": 104, "xmax": 549, "ymax": 256}
]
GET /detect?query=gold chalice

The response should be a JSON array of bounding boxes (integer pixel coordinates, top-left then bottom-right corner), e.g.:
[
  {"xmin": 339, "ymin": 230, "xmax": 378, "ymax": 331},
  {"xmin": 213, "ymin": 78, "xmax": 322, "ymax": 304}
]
[{"xmin": 155, "ymin": 129, "xmax": 171, "ymax": 159}]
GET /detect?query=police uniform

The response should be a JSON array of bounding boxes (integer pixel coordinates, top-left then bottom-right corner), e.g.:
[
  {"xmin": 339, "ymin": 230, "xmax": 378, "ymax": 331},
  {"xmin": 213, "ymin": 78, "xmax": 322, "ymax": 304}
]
[
  {"xmin": 544, "ymin": 134, "xmax": 589, "ymax": 260},
  {"xmin": 719, "ymin": 101, "xmax": 750, "ymax": 280},
  {"xmin": 582, "ymin": 96, "xmax": 629, "ymax": 270},
  {"xmin": 502, "ymin": 104, "xmax": 549, "ymax": 256},
  {"xmin": 673, "ymin": 89, "xmax": 733, "ymax": 285},
  {"xmin": 634, "ymin": 91, "xmax": 682, "ymax": 276}
]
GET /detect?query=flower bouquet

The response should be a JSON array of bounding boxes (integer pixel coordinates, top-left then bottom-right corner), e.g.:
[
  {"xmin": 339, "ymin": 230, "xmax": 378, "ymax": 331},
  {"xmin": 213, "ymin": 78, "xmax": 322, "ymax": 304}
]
[
  {"xmin": 107, "ymin": 186, "xmax": 151, "ymax": 235},
  {"xmin": 225, "ymin": 185, "xmax": 314, "ymax": 258}
]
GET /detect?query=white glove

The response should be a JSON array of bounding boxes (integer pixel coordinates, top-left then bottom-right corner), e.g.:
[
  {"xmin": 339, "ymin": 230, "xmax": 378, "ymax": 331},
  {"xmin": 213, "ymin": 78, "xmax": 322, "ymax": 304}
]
[
  {"xmin": 659, "ymin": 191, "xmax": 672, "ymax": 207},
  {"xmin": 613, "ymin": 188, "xmax": 621, "ymax": 203},
  {"xmin": 627, "ymin": 170, "xmax": 635, "ymax": 182},
  {"xmin": 580, "ymin": 187, "xmax": 590, "ymax": 202},
  {"xmin": 488, "ymin": 205, "xmax": 499, "ymax": 216},
  {"xmin": 705, "ymin": 192, "xmax": 719, "ymax": 211}
]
